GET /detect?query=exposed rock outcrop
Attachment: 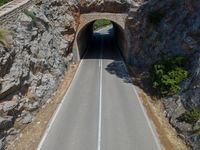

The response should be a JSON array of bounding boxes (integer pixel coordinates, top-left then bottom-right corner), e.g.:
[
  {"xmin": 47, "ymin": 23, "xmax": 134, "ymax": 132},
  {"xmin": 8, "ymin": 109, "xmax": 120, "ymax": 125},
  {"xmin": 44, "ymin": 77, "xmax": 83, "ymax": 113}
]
[
  {"xmin": 0, "ymin": 116, "xmax": 13, "ymax": 130},
  {"xmin": 78, "ymin": 0, "xmax": 132, "ymax": 13},
  {"xmin": 0, "ymin": 0, "xmax": 78, "ymax": 148},
  {"xmin": 127, "ymin": 0, "xmax": 200, "ymax": 149},
  {"xmin": 0, "ymin": 0, "xmax": 200, "ymax": 149}
]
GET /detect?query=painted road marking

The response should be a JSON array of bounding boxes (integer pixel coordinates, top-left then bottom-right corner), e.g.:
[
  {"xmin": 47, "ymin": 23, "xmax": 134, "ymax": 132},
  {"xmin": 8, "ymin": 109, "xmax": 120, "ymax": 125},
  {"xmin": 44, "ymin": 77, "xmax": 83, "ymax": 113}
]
[
  {"xmin": 97, "ymin": 36, "xmax": 103, "ymax": 150},
  {"xmin": 116, "ymin": 46, "xmax": 162, "ymax": 150}
]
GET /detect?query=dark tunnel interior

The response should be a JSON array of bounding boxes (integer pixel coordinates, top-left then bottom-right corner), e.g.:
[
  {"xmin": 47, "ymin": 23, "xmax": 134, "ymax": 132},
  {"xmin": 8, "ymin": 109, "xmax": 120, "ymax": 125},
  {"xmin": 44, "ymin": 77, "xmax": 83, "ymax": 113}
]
[
  {"xmin": 76, "ymin": 20, "xmax": 128, "ymax": 60},
  {"xmin": 76, "ymin": 20, "xmax": 131, "ymax": 84}
]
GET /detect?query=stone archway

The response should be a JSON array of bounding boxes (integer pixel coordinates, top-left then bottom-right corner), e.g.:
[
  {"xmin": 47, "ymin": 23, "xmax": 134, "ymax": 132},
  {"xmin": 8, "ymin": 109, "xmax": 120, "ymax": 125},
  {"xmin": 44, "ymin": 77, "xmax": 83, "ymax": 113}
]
[{"xmin": 72, "ymin": 12, "xmax": 130, "ymax": 62}]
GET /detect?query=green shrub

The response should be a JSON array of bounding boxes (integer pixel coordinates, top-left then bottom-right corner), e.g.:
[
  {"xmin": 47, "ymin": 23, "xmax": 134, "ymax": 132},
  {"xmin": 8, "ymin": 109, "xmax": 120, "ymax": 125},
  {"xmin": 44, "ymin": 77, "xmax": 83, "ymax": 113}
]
[
  {"xmin": 179, "ymin": 108, "xmax": 200, "ymax": 124},
  {"xmin": 93, "ymin": 19, "xmax": 112, "ymax": 31},
  {"xmin": 150, "ymin": 56, "xmax": 188, "ymax": 96},
  {"xmin": 0, "ymin": 28, "xmax": 12, "ymax": 48},
  {"xmin": 148, "ymin": 10, "xmax": 165, "ymax": 26},
  {"xmin": 0, "ymin": 0, "xmax": 11, "ymax": 6}
]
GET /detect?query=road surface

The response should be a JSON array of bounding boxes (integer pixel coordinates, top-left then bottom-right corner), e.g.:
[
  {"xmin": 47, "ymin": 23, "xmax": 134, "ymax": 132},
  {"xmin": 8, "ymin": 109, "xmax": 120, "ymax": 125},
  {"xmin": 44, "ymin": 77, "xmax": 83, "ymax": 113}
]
[{"xmin": 38, "ymin": 26, "xmax": 162, "ymax": 150}]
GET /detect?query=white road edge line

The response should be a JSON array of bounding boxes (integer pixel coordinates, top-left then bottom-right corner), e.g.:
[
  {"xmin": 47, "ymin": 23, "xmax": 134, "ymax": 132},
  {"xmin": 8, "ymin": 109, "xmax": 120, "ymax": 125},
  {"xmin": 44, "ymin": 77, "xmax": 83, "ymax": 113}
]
[
  {"xmin": 97, "ymin": 36, "xmax": 103, "ymax": 150},
  {"xmin": 37, "ymin": 49, "xmax": 89, "ymax": 150},
  {"xmin": 116, "ymin": 48, "xmax": 162, "ymax": 150},
  {"xmin": 132, "ymin": 86, "xmax": 162, "ymax": 150}
]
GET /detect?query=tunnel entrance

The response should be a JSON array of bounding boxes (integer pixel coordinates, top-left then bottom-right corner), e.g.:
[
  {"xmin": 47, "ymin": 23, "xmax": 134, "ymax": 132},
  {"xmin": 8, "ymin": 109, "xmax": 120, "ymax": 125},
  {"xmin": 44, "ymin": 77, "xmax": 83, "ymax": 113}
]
[
  {"xmin": 72, "ymin": 13, "xmax": 129, "ymax": 62},
  {"xmin": 74, "ymin": 18, "xmax": 132, "ymax": 84},
  {"xmin": 82, "ymin": 19, "xmax": 116, "ymax": 60}
]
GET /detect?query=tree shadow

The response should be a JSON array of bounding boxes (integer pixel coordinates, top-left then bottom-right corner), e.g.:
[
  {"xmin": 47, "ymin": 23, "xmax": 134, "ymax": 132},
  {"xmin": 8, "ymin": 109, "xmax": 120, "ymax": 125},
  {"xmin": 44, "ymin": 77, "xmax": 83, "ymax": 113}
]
[
  {"xmin": 84, "ymin": 26, "xmax": 133, "ymax": 84},
  {"xmin": 105, "ymin": 60, "xmax": 133, "ymax": 84}
]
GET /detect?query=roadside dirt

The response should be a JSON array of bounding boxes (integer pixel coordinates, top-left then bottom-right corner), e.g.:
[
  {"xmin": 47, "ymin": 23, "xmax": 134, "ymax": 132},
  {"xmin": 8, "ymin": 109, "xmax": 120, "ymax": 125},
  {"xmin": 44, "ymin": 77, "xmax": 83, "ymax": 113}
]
[
  {"xmin": 127, "ymin": 65, "xmax": 190, "ymax": 150},
  {"xmin": 7, "ymin": 63, "xmax": 79, "ymax": 150}
]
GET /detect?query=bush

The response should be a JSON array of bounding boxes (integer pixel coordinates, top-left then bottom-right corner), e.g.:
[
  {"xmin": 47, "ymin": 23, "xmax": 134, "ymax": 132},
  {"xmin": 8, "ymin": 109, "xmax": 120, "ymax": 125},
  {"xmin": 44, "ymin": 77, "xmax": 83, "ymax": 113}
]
[
  {"xmin": 148, "ymin": 10, "xmax": 165, "ymax": 26},
  {"xmin": 93, "ymin": 19, "xmax": 112, "ymax": 31},
  {"xmin": 0, "ymin": 0, "xmax": 11, "ymax": 6},
  {"xmin": 150, "ymin": 56, "xmax": 188, "ymax": 96},
  {"xmin": 179, "ymin": 108, "xmax": 200, "ymax": 124}
]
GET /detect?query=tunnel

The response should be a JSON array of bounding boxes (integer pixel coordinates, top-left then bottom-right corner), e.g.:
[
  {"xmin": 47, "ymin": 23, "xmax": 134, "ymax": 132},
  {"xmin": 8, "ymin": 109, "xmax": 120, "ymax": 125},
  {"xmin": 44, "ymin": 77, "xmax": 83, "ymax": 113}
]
[{"xmin": 73, "ymin": 19, "xmax": 128, "ymax": 61}]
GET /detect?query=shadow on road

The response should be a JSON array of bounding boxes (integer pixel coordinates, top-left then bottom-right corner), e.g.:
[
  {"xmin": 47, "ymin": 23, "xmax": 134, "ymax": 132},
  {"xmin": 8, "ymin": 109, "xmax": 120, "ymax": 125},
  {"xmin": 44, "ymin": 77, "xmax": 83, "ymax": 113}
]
[
  {"xmin": 105, "ymin": 61, "xmax": 132, "ymax": 84},
  {"xmin": 82, "ymin": 27, "xmax": 133, "ymax": 84}
]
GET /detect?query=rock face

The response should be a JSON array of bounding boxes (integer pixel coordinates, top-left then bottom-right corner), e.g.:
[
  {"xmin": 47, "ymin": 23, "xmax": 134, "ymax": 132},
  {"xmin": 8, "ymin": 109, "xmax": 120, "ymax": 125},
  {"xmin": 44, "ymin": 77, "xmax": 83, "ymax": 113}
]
[
  {"xmin": 0, "ymin": 116, "xmax": 13, "ymax": 130},
  {"xmin": 0, "ymin": 0, "xmax": 200, "ymax": 149},
  {"xmin": 126, "ymin": 0, "xmax": 200, "ymax": 149},
  {"xmin": 78, "ymin": 0, "xmax": 132, "ymax": 13},
  {"xmin": 0, "ymin": 0, "xmax": 77, "ymax": 148},
  {"xmin": 0, "ymin": 0, "xmax": 135, "ymax": 148},
  {"xmin": 22, "ymin": 113, "xmax": 33, "ymax": 124}
]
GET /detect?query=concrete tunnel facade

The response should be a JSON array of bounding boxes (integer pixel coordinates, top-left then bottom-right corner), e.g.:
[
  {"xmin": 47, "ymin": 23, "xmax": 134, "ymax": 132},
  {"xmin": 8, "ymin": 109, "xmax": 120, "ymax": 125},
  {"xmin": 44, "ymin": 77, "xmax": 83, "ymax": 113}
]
[{"xmin": 72, "ymin": 13, "xmax": 130, "ymax": 62}]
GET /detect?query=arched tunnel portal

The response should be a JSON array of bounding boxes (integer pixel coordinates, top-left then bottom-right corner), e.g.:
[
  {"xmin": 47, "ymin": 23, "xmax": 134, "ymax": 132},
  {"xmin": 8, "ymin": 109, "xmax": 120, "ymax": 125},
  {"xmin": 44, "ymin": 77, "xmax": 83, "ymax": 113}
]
[{"xmin": 72, "ymin": 13, "xmax": 130, "ymax": 62}]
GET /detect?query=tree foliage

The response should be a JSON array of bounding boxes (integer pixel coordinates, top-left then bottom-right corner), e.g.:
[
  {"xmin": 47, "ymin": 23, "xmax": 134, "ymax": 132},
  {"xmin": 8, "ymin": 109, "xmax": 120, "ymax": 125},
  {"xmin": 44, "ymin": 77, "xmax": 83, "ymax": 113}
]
[
  {"xmin": 179, "ymin": 108, "xmax": 200, "ymax": 124},
  {"xmin": 150, "ymin": 56, "xmax": 188, "ymax": 96},
  {"xmin": 93, "ymin": 19, "xmax": 112, "ymax": 31},
  {"xmin": 0, "ymin": 0, "xmax": 11, "ymax": 6}
]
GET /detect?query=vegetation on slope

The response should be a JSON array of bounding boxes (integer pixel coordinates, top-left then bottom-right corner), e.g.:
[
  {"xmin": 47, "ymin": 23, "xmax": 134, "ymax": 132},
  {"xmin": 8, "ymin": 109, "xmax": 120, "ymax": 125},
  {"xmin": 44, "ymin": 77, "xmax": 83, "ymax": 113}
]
[
  {"xmin": 150, "ymin": 56, "xmax": 188, "ymax": 96},
  {"xmin": 23, "ymin": 9, "xmax": 38, "ymax": 27},
  {"xmin": 93, "ymin": 19, "xmax": 112, "ymax": 31},
  {"xmin": 0, "ymin": 28, "xmax": 12, "ymax": 48},
  {"xmin": 0, "ymin": 0, "xmax": 11, "ymax": 6},
  {"xmin": 179, "ymin": 108, "xmax": 200, "ymax": 124}
]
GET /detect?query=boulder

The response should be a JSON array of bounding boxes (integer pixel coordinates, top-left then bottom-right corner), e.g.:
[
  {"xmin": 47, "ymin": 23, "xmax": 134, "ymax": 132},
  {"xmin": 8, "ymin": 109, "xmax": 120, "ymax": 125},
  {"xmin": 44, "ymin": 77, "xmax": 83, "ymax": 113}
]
[
  {"xmin": 22, "ymin": 113, "xmax": 33, "ymax": 124},
  {"xmin": 2, "ymin": 101, "xmax": 18, "ymax": 112},
  {"xmin": 24, "ymin": 101, "xmax": 40, "ymax": 111},
  {"xmin": 0, "ymin": 45, "xmax": 15, "ymax": 78},
  {"xmin": 0, "ymin": 138, "xmax": 5, "ymax": 150},
  {"xmin": 0, "ymin": 116, "xmax": 13, "ymax": 130},
  {"xmin": 7, "ymin": 128, "xmax": 20, "ymax": 135}
]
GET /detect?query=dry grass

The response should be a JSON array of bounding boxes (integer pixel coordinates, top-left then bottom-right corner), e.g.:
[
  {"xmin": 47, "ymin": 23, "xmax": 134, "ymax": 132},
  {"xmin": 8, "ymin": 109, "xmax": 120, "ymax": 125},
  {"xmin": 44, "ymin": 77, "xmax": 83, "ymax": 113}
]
[{"xmin": 0, "ymin": 28, "xmax": 12, "ymax": 48}]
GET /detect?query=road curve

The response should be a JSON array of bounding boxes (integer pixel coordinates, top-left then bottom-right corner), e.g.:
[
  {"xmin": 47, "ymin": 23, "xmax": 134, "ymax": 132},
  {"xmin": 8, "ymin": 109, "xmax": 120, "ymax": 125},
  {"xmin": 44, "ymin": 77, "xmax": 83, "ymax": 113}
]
[{"xmin": 38, "ymin": 26, "xmax": 162, "ymax": 150}]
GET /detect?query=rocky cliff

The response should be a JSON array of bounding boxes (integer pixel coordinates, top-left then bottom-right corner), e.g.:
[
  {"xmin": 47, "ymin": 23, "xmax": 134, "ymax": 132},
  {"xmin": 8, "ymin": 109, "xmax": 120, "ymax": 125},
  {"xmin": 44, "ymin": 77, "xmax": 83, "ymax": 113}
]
[
  {"xmin": 127, "ymin": 0, "xmax": 200, "ymax": 149},
  {"xmin": 0, "ymin": 0, "xmax": 136, "ymax": 148},
  {"xmin": 0, "ymin": 0, "xmax": 77, "ymax": 148},
  {"xmin": 0, "ymin": 0, "xmax": 200, "ymax": 149}
]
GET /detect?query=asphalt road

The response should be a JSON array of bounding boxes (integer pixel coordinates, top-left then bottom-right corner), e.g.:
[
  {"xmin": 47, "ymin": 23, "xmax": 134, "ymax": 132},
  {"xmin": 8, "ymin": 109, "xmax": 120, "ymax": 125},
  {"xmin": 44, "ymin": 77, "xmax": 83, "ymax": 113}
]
[{"xmin": 38, "ymin": 26, "xmax": 162, "ymax": 150}]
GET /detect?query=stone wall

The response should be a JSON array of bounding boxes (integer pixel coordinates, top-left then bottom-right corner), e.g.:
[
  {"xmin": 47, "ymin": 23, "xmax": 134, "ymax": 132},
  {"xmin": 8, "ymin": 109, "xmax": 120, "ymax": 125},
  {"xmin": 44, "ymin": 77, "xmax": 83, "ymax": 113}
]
[
  {"xmin": 0, "ymin": 0, "xmax": 33, "ymax": 25},
  {"xmin": 72, "ymin": 13, "xmax": 129, "ymax": 61}
]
